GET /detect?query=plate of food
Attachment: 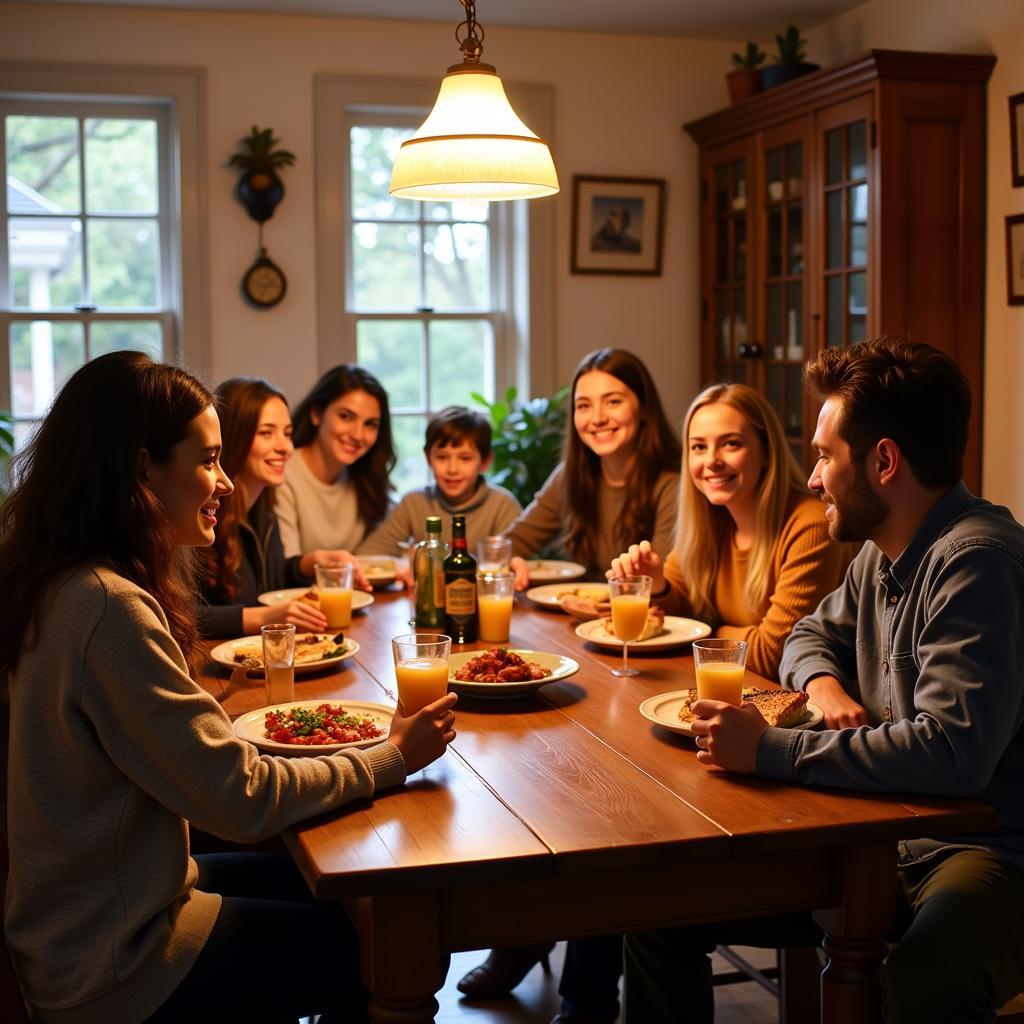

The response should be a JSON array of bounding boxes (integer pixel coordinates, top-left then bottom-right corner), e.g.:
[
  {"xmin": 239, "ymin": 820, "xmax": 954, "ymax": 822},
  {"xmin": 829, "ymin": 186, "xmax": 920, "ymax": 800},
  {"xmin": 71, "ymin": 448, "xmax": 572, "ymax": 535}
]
[
  {"xmin": 639, "ymin": 688, "xmax": 823, "ymax": 736},
  {"xmin": 574, "ymin": 612, "xmax": 711, "ymax": 651},
  {"xmin": 256, "ymin": 586, "xmax": 374, "ymax": 611},
  {"xmin": 210, "ymin": 633, "xmax": 359, "ymax": 674},
  {"xmin": 233, "ymin": 699, "xmax": 393, "ymax": 755},
  {"xmin": 356, "ymin": 555, "xmax": 405, "ymax": 588},
  {"xmin": 525, "ymin": 560, "xmax": 587, "ymax": 583},
  {"xmin": 526, "ymin": 582, "xmax": 610, "ymax": 617},
  {"xmin": 447, "ymin": 647, "xmax": 580, "ymax": 699}
]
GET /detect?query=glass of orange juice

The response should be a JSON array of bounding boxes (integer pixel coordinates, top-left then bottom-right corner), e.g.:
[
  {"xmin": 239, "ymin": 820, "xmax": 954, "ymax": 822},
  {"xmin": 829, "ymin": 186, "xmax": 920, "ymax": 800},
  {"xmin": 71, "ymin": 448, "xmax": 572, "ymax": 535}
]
[
  {"xmin": 692, "ymin": 638, "xmax": 748, "ymax": 707},
  {"xmin": 607, "ymin": 574, "xmax": 652, "ymax": 677},
  {"xmin": 477, "ymin": 572, "xmax": 515, "ymax": 643},
  {"xmin": 391, "ymin": 633, "xmax": 452, "ymax": 715},
  {"xmin": 315, "ymin": 562, "xmax": 354, "ymax": 630},
  {"xmin": 261, "ymin": 623, "xmax": 296, "ymax": 706}
]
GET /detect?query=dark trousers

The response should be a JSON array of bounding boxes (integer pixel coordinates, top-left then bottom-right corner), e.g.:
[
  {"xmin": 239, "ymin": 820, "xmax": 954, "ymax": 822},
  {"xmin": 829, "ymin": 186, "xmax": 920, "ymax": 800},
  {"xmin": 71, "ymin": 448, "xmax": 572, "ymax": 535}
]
[
  {"xmin": 623, "ymin": 847, "xmax": 1024, "ymax": 1023},
  {"xmin": 146, "ymin": 852, "xmax": 369, "ymax": 1023},
  {"xmin": 559, "ymin": 934, "xmax": 624, "ymax": 1020}
]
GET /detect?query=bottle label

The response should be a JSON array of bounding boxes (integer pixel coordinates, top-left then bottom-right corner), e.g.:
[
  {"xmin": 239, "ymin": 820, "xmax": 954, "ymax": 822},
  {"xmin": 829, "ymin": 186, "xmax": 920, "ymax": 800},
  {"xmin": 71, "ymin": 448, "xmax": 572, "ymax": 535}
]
[{"xmin": 445, "ymin": 577, "xmax": 476, "ymax": 615}]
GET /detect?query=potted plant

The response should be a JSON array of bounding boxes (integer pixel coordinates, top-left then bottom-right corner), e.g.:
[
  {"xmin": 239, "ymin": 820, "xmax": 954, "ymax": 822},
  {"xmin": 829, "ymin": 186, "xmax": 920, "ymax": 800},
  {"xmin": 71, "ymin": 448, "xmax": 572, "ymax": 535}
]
[
  {"xmin": 727, "ymin": 41, "xmax": 766, "ymax": 105},
  {"xmin": 229, "ymin": 126, "xmax": 296, "ymax": 223},
  {"xmin": 762, "ymin": 25, "xmax": 820, "ymax": 90}
]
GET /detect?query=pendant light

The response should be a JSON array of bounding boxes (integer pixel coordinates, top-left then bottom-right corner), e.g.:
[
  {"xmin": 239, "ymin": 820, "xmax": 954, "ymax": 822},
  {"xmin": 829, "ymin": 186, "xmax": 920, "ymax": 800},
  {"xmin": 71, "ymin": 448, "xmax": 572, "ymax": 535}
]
[{"xmin": 389, "ymin": 0, "xmax": 559, "ymax": 202}]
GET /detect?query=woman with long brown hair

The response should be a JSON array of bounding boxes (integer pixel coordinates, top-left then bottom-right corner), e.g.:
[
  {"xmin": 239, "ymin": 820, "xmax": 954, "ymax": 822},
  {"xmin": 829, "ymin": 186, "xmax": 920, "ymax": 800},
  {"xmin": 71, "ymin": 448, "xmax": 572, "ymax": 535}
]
[
  {"xmin": 0, "ymin": 352, "xmax": 456, "ymax": 1023},
  {"xmin": 197, "ymin": 376, "xmax": 367, "ymax": 638},
  {"xmin": 277, "ymin": 363, "xmax": 396, "ymax": 557}
]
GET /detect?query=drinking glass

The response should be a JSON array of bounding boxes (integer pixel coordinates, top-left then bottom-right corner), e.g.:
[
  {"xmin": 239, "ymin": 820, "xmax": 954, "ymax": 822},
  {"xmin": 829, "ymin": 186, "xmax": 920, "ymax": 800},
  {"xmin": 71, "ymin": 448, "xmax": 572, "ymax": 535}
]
[
  {"xmin": 392, "ymin": 633, "xmax": 452, "ymax": 714},
  {"xmin": 315, "ymin": 562, "xmax": 355, "ymax": 630},
  {"xmin": 607, "ymin": 574, "xmax": 652, "ymax": 677},
  {"xmin": 261, "ymin": 623, "xmax": 296, "ymax": 706},
  {"xmin": 476, "ymin": 535, "xmax": 513, "ymax": 576},
  {"xmin": 477, "ymin": 572, "xmax": 515, "ymax": 643},
  {"xmin": 692, "ymin": 638, "xmax": 748, "ymax": 707}
]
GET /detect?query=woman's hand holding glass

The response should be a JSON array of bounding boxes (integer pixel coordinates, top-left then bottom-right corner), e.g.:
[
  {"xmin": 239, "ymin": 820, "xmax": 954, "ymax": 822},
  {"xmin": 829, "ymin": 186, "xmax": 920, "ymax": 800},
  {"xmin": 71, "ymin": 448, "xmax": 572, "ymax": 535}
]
[
  {"xmin": 607, "ymin": 540, "xmax": 665, "ymax": 595},
  {"xmin": 298, "ymin": 549, "xmax": 372, "ymax": 591},
  {"xmin": 386, "ymin": 692, "xmax": 458, "ymax": 774}
]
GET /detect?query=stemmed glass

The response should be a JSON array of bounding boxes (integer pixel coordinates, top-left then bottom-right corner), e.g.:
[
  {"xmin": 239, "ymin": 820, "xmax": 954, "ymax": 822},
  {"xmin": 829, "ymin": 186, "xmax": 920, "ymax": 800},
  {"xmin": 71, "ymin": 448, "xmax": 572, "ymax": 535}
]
[{"xmin": 607, "ymin": 574, "xmax": 652, "ymax": 677}]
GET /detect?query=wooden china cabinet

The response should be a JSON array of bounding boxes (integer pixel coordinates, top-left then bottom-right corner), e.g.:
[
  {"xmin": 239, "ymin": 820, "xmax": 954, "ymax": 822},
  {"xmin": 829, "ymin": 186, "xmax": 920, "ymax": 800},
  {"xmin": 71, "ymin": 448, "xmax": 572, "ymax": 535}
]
[{"xmin": 684, "ymin": 50, "xmax": 995, "ymax": 489}]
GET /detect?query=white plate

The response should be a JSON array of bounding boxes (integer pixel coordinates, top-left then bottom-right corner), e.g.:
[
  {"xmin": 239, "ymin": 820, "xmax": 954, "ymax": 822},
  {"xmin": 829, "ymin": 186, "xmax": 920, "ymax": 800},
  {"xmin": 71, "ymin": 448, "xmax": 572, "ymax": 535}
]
[
  {"xmin": 574, "ymin": 616, "xmax": 712, "ymax": 651},
  {"xmin": 210, "ymin": 635, "xmax": 359, "ymax": 675},
  {"xmin": 526, "ymin": 582, "xmax": 611, "ymax": 610},
  {"xmin": 256, "ymin": 587, "xmax": 375, "ymax": 611},
  {"xmin": 233, "ymin": 699, "xmax": 393, "ymax": 756},
  {"xmin": 638, "ymin": 689, "xmax": 824, "ymax": 736},
  {"xmin": 526, "ymin": 560, "xmax": 587, "ymax": 583},
  {"xmin": 447, "ymin": 649, "xmax": 580, "ymax": 699}
]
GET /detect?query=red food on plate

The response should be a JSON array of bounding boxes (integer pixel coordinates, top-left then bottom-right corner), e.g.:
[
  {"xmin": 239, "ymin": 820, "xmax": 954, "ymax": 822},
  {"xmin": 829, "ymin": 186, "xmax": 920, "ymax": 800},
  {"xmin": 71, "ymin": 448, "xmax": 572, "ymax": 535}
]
[
  {"xmin": 263, "ymin": 703, "xmax": 385, "ymax": 745},
  {"xmin": 453, "ymin": 647, "xmax": 548, "ymax": 683}
]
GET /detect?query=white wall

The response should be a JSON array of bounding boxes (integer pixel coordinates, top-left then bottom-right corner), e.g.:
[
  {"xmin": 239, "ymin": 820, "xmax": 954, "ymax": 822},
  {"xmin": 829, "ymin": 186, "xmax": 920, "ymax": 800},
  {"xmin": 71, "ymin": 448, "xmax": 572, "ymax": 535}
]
[
  {"xmin": 0, "ymin": 1, "xmax": 735, "ymax": 433},
  {"xmin": 802, "ymin": 0, "xmax": 1024, "ymax": 517}
]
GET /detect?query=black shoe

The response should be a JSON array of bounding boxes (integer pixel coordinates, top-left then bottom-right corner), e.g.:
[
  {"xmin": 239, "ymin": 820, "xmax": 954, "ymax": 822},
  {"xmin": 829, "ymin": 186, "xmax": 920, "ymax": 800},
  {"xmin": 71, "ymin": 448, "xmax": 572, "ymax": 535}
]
[{"xmin": 456, "ymin": 943, "xmax": 555, "ymax": 999}]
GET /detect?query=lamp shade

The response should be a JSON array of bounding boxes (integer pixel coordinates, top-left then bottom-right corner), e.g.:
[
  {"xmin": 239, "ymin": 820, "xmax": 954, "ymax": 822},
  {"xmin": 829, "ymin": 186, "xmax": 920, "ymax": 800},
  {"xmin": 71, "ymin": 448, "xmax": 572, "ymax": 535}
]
[{"xmin": 390, "ymin": 65, "xmax": 559, "ymax": 201}]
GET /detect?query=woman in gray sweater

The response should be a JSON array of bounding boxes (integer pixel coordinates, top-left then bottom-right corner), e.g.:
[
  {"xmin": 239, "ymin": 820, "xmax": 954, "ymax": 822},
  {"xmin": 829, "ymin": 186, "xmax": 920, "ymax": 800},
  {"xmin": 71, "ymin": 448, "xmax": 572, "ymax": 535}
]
[{"xmin": 0, "ymin": 352, "xmax": 457, "ymax": 1023}]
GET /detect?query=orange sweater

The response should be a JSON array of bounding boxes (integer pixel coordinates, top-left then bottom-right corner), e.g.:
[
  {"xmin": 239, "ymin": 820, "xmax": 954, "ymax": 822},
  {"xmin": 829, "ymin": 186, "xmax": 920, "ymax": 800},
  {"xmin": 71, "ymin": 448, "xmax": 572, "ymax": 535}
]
[{"xmin": 660, "ymin": 495, "xmax": 851, "ymax": 680}]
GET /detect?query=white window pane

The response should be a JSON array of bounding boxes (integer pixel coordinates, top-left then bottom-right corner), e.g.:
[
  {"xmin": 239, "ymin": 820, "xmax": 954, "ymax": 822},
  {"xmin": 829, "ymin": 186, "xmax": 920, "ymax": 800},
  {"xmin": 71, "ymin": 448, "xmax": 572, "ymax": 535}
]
[
  {"xmin": 425, "ymin": 223, "xmax": 489, "ymax": 310},
  {"xmin": 88, "ymin": 219, "xmax": 160, "ymax": 307},
  {"xmin": 391, "ymin": 414, "xmax": 428, "ymax": 495},
  {"xmin": 356, "ymin": 319, "xmax": 424, "ymax": 409},
  {"xmin": 350, "ymin": 125, "xmax": 418, "ymax": 221},
  {"xmin": 85, "ymin": 118, "xmax": 159, "ymax": 214},
  {"xmin": 352, "ymin": 222, "xmax": 420, "ymax": 309},
  {"xmin": 426, "ymin": 198, "xmax": 490, "ymax": 222},
  {"xmin": 9, "ymin": 217, "xmax": 83, "ymax": 309},
  {"xmin": 9, "ymin": 320, "xmax": 85, "ymax": 417},
  {"xmin": 90, "ymin": 321, "xmax": 163, "ymax": 359},
  {"xmin": 6, "ymin": 115, "xmax": 81, "ymax": 213},
  {"xmin": 428, "ymin": 320, "xmax": 491, "ymax": 408}
]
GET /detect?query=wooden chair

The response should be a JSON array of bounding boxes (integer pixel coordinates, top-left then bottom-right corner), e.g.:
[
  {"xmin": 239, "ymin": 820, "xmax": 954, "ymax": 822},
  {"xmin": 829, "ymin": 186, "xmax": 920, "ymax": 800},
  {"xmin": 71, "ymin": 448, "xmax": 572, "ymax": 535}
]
[{"xmin": 714, "ymin": 945, "xmax": 822, "ymax": 1024}]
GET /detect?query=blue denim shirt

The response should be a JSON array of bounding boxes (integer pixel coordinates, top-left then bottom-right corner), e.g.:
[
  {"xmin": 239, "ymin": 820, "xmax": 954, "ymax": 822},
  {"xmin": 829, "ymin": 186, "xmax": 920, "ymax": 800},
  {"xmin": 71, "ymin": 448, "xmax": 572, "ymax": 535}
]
[{"xmin": 760, "ymin": 483, "xmax": 1024, "ymax": 871}]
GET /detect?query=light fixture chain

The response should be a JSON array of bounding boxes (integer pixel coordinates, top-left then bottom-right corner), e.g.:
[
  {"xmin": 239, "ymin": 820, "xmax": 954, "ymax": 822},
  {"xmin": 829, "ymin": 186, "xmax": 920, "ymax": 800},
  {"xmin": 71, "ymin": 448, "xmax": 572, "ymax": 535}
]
[{"xmin": 455, "ymin": 0, "xmax": 485, "ymax": 62}]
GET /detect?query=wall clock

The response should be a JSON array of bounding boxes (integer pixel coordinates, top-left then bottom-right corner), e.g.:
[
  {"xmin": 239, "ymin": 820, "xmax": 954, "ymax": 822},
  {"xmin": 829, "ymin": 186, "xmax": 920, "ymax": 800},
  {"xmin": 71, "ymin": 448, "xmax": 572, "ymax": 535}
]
[{"xmin": 242, "ymin": 248, "xmax": 287, "ymax": 309}]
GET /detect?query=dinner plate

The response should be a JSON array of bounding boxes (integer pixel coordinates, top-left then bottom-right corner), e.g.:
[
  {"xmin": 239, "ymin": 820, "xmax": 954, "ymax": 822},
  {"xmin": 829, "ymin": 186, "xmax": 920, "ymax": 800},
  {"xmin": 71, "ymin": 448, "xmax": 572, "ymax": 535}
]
[
  {"xmin": 256, "ymin": 587, "xmax": 375, "ymax": 611},
  {"xmin": 526, "ymin": 582, "xmax": 610, "ymax": 610},
  {"xmin": 638, "ymin": 690, "xmax": 824, "ymax": 736},
  {"xmin": 574, "ymin": 616, "xmax": 712, "ymax": 651},
  {"xmin": 210, "ymin": 635, "xmax": 359, "ymax": 675},
  {"xmin": 233, "ymin": 699, "xmax": 393, "ymax": 756},
  {"xmin": 447, "ymin": 649, "xmax": 580, "ymax": 699},
  {"xmin": 525, "ymin": 560, "xmax": 587, "ymax": 583}
]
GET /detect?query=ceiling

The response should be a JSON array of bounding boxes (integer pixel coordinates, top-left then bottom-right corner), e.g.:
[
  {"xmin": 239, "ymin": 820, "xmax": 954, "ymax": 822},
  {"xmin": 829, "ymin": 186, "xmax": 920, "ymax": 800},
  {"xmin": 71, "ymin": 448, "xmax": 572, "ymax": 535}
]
[{"xmin": 19, "ymin": 0, "xmax": 865, "ymax": 39}]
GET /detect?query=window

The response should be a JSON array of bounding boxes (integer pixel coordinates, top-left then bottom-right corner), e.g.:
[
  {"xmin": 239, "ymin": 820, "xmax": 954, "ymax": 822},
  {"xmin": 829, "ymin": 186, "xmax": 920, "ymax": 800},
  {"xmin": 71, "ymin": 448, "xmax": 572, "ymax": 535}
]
[
  {"xmin": 314, "ymin": 75, "xmax": 555, "ymax": 497},
  {"xmin": 0, "ymin": 64, "xmax": 207, "ymax": 443}
]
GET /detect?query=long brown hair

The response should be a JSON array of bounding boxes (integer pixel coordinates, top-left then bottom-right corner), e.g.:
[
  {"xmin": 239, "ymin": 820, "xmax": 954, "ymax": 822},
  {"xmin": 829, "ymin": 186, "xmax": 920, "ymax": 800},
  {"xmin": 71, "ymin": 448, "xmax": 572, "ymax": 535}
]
[
  {"xmin": 0, "ymin": 352, "xmax": 213, "ymax": 689},
  {"xmin": 563, "ymin": 348, "xmax": 682, "ymax": 567},
  {"xmin": 674, "ymin": 383, "xmax": 807, "ymax": 618},
  {"xmin": 200, "ymin": 377, "xmax": 287, "ymax": 601},
  {"xmin": 291, "ymin": 364, "xmax": 395, "ymax": 531}
]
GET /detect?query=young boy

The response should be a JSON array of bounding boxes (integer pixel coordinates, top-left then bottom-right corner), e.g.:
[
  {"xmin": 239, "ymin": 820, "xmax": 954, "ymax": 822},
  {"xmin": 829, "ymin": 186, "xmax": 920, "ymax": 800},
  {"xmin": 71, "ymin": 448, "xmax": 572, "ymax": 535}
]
[{"xmin": 357, "ymin": 406, "xmax": 522, "ymax": 565}]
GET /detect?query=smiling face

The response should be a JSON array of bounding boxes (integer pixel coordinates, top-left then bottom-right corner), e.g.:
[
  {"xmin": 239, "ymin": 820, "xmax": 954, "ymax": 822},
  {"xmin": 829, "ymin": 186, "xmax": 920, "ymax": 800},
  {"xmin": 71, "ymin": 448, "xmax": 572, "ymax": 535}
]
[
  {"xmin": 809, "ymin": 397, "xmax": 888, "ymax": 543},
  {"xmin": 687, "ymin": 401, "xmax": 765, "ymax": 517},
  {"xmin": 427, "ymin": 438, "xmax": 490, "ymax": 505},
  {"xmin": 241, "ymin": 396, "xmax": 293, "ymax": 495},
  {"xmin": 572, "ymin": 369, "xmax": 641, "ymax": 462},
  {"xmin": 143, "ymin": 404, "xmax": 233, "ymax": 547},
  {"xmin": 312, "ymin": 389, "xmax": 381, "ymax": 472}
]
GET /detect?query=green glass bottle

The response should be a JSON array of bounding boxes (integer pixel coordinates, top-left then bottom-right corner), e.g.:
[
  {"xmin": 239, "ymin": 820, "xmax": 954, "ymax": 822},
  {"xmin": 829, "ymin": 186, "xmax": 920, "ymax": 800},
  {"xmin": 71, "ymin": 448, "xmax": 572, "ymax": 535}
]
[
  {"xmin": 413, "ymin": 516, "xmax": 447, "ymax": 629},
  {"xmin": 443, "ymin": 514, "xmax": 478, "ymax": 643}
]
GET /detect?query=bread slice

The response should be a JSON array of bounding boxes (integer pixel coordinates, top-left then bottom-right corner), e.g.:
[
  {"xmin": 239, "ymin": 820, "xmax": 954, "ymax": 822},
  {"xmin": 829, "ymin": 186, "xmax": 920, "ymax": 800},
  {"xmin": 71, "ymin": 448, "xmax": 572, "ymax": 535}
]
[
  {"xmin": 602, "ymin": 606, "xmax": 666, "ymax": 641},
  {"xmin": 677, "ymin": 687, "xmax": 809, "ymax": 728}
]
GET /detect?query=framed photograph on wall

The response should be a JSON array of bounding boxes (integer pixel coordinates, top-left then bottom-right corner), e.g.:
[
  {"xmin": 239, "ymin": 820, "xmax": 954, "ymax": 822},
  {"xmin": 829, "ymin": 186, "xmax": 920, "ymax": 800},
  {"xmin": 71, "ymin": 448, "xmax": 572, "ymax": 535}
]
[
  {"xmin": 1011, "ymin": 92, "xmax": 1024, "ymax": 187},
  {"xmin": 1007, "ymin": 213, "xmax": 1024, "ymax": 305},
  {"xmin": 571, "ymin": 175, "xmax": 665, "ymax": 275}
]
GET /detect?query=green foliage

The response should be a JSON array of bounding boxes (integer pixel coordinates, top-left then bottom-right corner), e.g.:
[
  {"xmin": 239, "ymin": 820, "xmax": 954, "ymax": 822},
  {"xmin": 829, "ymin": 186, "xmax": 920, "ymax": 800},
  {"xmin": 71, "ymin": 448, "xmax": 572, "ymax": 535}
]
[
  {"xmin": 228, "ymin": 126, "xmax": 296, "ymax": 174},
  {"xmin": 0, "ymin": 410, "xmax": 14, "ymax": 502},
  {"xmin": 731, "ymin": 41, "xmax": 766, "ymax": 70},
  {"xmin": 471, "ymin": 385, "xmax": 570, "ymax": 508},
  {"xmin": 772, "ymin": 25, "xmax": 807, "ymax": 64}
]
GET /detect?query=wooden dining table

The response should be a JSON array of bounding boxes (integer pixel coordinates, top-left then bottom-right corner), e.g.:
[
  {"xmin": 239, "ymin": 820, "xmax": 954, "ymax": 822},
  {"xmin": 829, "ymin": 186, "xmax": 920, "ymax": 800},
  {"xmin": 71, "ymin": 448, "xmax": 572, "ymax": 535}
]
[{"xmin": 200, "ymin": 588, "xmax": 995, "ymax": 1024}]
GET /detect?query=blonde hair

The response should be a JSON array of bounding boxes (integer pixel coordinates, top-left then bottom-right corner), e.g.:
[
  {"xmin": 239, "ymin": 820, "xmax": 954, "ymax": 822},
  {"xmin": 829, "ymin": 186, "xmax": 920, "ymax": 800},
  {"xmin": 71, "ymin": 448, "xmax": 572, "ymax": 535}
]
[{"xmin": 674, "ymin": 383, "xmax": 807, "ymax": 619}]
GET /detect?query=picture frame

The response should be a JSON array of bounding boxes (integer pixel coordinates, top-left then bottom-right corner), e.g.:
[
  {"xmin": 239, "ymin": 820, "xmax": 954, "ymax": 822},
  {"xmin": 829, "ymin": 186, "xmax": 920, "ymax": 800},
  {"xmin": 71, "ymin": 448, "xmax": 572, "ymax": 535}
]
[
  {"xmin": 1007, "ymin": 214, "xmax": 1024, "ymax": 306},
  {"xmin": 571, "ymin": 175, "xmax": 665, "ymax": 275},
  {"xmin": 1011, "ymin": 92, "xmax": 1024, "ymax": 187}
]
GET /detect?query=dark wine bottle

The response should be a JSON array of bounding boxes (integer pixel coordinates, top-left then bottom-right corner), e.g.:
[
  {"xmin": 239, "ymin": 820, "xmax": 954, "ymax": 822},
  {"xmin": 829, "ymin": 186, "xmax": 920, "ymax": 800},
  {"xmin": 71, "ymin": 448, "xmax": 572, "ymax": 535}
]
[{"xmin": 443, "ymin": 514, "xmax": 477, "ymax": 643}]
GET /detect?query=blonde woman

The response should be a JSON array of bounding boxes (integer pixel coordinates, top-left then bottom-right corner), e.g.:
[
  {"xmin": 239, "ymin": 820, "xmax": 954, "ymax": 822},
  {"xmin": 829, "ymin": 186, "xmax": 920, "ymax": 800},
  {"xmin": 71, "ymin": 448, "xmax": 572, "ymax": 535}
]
[{"xmin": 610, "ymin": 381, "xmax": 851, "ymax": 679}]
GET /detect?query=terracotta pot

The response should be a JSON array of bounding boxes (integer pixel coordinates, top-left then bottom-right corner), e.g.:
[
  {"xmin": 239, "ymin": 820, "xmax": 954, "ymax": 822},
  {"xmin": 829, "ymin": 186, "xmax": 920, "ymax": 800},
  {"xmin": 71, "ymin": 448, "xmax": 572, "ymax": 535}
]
[
  {"xmin": 236, "ymin": 169, "xmax": 285, "ymax": 223},
  {"xmin": 726, "ymin": 68, "xmax": 764, "ymax": 105},
  {"xmin": 761, "ymin": 63, "xmax": 820, "ymax": 90}
]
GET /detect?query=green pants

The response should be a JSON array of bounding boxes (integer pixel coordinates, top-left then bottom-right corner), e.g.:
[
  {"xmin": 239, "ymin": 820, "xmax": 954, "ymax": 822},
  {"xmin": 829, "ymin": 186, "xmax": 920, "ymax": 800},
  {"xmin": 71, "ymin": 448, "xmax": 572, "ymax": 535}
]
[{"xmin": 623, "ymin": 847, "xmax": 1024, "ymax": 1023}]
